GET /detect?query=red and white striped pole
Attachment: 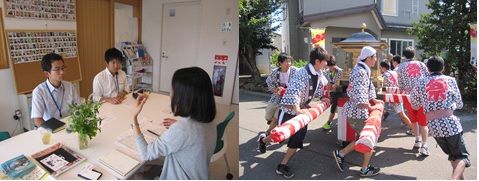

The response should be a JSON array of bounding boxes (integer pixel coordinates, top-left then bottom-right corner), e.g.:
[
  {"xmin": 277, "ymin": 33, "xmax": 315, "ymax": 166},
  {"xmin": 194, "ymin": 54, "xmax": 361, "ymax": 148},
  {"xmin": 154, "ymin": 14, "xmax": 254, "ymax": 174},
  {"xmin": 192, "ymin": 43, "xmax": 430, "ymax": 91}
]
[
  {"xmin": 269, "ymin": 100, "xmax": 331, "ymax": 143},
  {"xmin": 382, "ymin": 87, "xmax": 405, "ymax": 94},
  {"xmin": 383, "ymin": 93, "xmax": 410, "ymax": 104},
  {"xmin": 354, "ymin": 102, "xmax": 384, "ymax": 154}
]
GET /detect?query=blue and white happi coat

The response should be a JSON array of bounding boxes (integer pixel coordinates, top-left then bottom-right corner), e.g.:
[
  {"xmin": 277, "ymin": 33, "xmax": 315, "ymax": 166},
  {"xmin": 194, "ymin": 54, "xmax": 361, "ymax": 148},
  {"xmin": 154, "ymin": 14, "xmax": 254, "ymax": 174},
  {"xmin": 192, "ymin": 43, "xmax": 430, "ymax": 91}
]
[
  {"xmin": 280, "ymin": 64, "xmax": 325, "ymax": 116},
  {"xmin": 266, "ymin": 66, "xmax": 299, "ymax": 104},
  {"xmin": 325, "ymin": 66, "xmax": 343, "ymax": 85},
  {"xmin": 397, "ymin": 59, "xmax": 429, "ymax": 94},
  {"xmin": 342, "ymin": 62, "xmax": 376, "ymax": 120},
  {"xmin": 410, "ymin": 73, "xmax": 463, "ymax": 137}
]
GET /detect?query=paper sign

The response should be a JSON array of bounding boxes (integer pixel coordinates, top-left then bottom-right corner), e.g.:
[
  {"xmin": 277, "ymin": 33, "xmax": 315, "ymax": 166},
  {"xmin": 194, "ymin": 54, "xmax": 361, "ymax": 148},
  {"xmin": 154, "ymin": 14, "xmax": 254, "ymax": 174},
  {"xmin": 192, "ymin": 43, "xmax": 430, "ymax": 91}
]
[{"xmin": 221, "ymin": 21, "xmax": 232, "ymax": 32}]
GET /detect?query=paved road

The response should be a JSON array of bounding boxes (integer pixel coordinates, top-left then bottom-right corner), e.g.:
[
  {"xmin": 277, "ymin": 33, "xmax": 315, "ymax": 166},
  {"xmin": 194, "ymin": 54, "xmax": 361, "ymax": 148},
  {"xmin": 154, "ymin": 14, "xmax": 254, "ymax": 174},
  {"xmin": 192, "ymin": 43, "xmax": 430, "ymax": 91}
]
[{"xmin": 239, "ymin": 89, "xmax": 477, "ymax": 180}]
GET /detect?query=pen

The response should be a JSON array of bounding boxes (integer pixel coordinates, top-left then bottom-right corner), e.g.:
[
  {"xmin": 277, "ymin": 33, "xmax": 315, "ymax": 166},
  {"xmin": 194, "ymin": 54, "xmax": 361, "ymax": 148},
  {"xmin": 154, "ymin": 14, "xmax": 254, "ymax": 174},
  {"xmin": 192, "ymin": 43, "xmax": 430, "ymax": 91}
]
[{"xmin": 147, "ymin": 129, "xmax": 160, "ymax": 136}]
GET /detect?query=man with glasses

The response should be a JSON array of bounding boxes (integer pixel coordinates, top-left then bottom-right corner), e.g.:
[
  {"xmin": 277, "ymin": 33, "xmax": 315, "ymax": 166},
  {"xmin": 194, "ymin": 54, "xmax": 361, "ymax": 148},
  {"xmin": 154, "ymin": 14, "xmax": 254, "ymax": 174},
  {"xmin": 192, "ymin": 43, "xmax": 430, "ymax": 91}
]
[
  {"xmin": 31, "ymin": 53, "xmax": 79, "ymax": 127},
  {"xmin": 92, "ymin": 48, "xmax": 129, "ymax": 104}
]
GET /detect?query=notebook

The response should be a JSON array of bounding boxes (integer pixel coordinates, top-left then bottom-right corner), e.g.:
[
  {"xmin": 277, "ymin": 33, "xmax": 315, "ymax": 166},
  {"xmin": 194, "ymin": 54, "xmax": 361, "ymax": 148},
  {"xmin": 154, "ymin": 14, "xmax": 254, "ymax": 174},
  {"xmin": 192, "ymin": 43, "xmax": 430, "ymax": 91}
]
[
  {"xmin": 40, "ymin": 117, "xmax": 66, "ymax": 133},
  {"xmin": 97, "ymin": 150, "xmax": 140, "ymax": 178}
]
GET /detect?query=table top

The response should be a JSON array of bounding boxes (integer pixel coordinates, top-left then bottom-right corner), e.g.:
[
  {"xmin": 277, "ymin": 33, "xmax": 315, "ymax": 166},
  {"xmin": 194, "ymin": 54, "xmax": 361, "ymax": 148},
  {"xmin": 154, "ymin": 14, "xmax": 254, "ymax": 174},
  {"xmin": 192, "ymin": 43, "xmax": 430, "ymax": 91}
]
[{"xmin": 0, "ymin": 93, "xmax": 172, "ymax": 180}]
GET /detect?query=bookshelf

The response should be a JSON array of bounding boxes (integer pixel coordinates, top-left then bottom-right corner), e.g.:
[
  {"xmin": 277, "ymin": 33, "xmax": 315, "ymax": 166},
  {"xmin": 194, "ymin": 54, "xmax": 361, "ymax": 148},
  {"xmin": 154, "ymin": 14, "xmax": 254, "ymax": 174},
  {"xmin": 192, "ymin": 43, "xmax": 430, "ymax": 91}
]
[{"xmin": 118, "ymin": 42, "xmax": 153, "ymax": 91}]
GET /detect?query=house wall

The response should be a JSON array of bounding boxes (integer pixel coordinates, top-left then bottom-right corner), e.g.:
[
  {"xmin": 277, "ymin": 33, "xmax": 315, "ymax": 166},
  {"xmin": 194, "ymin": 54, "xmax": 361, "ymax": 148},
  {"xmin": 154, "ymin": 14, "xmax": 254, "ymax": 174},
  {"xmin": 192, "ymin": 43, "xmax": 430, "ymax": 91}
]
[
  {"xmin": 303, "ymin": 0, "xmax": 374, "ymax": 15},
  {"xmin": 381, "ymin": 0, "xmax": 430, "ymax": 25}
]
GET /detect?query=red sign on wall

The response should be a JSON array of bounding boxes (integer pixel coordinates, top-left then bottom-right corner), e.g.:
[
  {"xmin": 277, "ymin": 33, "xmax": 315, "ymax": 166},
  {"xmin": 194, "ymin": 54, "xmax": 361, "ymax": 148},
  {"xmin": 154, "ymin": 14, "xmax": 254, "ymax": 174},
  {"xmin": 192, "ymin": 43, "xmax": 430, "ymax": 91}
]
[{"xmin": 214, "ymin": 55, "xmax": 228, "ymax": 65}]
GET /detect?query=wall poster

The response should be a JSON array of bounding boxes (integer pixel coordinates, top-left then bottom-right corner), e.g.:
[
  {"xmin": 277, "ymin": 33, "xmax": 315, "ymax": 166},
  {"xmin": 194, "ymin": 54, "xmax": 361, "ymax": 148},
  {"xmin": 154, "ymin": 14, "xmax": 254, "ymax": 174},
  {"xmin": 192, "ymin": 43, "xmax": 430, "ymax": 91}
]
[{"xmin": 212, "ymin": 54, "xmax": 228, "ymax": 97}]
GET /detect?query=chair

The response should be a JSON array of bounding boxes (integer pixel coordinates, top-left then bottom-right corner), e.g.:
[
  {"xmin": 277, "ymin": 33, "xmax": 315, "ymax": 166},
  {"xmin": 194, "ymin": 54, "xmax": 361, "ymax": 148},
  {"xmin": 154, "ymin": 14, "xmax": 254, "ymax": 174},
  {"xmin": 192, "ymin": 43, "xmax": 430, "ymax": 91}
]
[
  {"xmin": 0, "ymin": 131, "xmax": 10, "ymax": 142},
  {"xmin": 210, "ymin": 111, "xmax": 235, "ymax": 180}
]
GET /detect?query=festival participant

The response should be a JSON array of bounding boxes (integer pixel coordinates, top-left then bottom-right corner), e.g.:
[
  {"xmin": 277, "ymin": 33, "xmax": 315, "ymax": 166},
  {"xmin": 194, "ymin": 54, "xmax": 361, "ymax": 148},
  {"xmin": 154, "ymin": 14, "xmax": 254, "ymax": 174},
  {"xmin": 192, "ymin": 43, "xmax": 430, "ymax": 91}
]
[
  {"xmin": 396, "ymin": 46, "xmax": 429, "ymax": 156},
  {"xmin": 322, "ymin": 55, "xmax": 343, "ymax": 130},
  {"xmin": 410, "ymin": 56, "xmax": 470, "ymax": 179},
  {"xmin": 258, "ymin": 46, "xmax": 329, "ymax": 178},
  {"xmin": 332, "ymin": 46, "xmax": 383, "ymax": 176},
  {"xmin": 263, "ymin": 53, "xmax": 298, "ymax": 135},
  {"xmin": 380, "ymin": 60, "xmax": 415, "ymax": 133}
]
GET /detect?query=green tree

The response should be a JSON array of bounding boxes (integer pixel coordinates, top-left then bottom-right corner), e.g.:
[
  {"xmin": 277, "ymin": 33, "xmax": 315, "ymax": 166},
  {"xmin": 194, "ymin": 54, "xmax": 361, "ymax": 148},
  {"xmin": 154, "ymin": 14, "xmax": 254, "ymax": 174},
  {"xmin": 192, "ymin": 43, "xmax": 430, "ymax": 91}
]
[
  {"xmin": 408, "ymin": 0, "xmax": 477, "ymax": 100},
  {"xmin": 239, "ymin": 0, "xmax": 282, "ymax": 84}
]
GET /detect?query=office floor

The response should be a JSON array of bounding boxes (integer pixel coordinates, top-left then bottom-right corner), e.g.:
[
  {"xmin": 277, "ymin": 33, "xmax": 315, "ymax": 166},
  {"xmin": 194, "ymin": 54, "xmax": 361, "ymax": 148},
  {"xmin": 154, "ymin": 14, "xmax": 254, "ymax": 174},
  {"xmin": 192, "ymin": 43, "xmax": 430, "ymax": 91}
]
[{"xmin": 133, "ymin": 102, "xmax": 239, "ymax": 180}]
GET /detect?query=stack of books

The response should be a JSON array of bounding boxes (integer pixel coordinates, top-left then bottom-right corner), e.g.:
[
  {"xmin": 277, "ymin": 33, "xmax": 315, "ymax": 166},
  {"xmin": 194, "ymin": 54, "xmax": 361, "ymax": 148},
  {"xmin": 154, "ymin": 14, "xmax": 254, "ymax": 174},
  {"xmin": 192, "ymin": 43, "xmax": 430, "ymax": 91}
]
[{"xmin": 31, "ymin": 143, "xmax": 86, "ymax": 178}]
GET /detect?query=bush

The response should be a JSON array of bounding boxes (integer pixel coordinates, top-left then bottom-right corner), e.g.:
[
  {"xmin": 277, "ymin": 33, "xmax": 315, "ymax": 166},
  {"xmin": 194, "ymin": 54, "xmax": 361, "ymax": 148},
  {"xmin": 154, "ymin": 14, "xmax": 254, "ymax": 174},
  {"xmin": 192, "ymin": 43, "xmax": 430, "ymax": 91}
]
[{"xmin": 270, "ymin": 51, "xmax": 308, "ymax": 69}]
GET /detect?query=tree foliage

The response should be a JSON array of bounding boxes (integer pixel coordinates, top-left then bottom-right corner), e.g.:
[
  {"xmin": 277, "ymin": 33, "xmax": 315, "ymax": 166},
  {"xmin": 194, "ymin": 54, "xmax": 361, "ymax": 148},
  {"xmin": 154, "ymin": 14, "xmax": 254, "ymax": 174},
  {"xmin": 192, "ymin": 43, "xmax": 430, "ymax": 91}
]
[
  {"xmin": 408, "ymin": 0, "xmax": 477, "ymax": 100},
  {"xmin": 270, "ymin": 51, "xmax": 308, "ymax": 68},
  {"xmin": 239, "ymin": 0, "xmax": 282, "ymax": 84}
]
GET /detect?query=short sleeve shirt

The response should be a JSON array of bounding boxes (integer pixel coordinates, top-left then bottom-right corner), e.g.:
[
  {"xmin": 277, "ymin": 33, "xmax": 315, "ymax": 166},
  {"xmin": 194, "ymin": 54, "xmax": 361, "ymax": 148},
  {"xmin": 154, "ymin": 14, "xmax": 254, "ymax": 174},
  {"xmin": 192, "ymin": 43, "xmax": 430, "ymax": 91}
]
[{"xmin": 31, "ymin": 80, "xmax": 79, "ymax": 121}]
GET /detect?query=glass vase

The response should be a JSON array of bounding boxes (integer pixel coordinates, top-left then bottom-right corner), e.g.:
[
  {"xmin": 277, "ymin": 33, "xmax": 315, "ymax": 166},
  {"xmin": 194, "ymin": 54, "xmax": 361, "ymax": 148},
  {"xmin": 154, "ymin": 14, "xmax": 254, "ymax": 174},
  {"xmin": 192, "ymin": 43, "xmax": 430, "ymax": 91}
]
[{"xmin": 78, "ymin": 133, "xmax": 89, "ymax": 150}]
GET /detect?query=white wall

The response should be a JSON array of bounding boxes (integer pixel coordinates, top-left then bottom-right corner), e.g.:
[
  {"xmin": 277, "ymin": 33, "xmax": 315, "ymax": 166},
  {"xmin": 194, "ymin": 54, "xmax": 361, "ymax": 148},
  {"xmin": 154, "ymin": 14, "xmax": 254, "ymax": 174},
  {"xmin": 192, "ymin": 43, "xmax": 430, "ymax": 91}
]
[
  {"xmin": 0, "ymin": 3, "xmax": 76, "ymax": 136},
  {"xmin": 142, "ymin": 0, "xmax": 239, "ymax": 105}
]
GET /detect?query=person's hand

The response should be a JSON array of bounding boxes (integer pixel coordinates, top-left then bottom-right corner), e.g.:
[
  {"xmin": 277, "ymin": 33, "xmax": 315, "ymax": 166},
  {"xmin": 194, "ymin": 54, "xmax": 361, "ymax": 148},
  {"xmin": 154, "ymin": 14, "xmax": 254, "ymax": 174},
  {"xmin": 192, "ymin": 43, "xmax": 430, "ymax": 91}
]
[
  {"xmin": 321, "ymin": 97, "xmax": 330, "ymax": 104},
  {"xmin": 132, "ymin": 94, "xmax": 148, "ymax": 117},
  {"xmin": 373, "ymin": 99, "xmax": 384, "ymax": 105},
  {"xmin": 298, "ymin": 109, "xmax": 309, "ymax": 114},
  {"xmin": 106, "ymin": 97, "xmax": 122, "ymax": 104},
  {"xmin": 117, "ymin": 92, "xmax": 126, "ymax": 100},
  {"xmin": 300, "ymin": 104, "xmax": 311, "ymax": 109},
  {"xmin": 162, "ymin": 118, "xmax": 177, "ymax": 129},
  {"xmin": 326, "ymin": 84, "xmax": 333, "ymax": 90}
]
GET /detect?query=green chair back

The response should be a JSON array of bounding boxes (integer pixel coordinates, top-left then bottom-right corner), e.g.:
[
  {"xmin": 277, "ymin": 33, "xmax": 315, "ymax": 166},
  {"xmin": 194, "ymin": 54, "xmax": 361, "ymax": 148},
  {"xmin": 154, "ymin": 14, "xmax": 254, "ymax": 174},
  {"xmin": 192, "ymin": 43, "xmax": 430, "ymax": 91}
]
[
  {"xmin": 214, "ymin": 111, "xmax": 235, "ymax": 153},
  {"xmin": 0, "ymin": 131, "xmax": 10, "ymax": 142}
]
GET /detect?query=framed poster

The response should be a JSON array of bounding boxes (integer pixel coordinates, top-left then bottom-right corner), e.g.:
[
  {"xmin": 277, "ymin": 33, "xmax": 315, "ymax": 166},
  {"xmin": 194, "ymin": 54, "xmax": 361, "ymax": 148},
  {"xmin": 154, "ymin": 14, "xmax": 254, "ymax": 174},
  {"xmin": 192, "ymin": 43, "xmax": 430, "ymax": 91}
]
[{"xmin": 212, "ymin": 55, "xmax": 228, "ymax": 97}]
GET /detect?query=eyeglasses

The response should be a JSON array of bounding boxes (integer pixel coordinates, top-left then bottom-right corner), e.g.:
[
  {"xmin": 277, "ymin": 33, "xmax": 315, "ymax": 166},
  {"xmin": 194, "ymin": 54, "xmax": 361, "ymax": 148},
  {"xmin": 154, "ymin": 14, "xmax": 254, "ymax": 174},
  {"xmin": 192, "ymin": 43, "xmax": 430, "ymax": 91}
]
[{"xmin": 51, "ymin": 66, "xmax": 67, "ymax": 72}]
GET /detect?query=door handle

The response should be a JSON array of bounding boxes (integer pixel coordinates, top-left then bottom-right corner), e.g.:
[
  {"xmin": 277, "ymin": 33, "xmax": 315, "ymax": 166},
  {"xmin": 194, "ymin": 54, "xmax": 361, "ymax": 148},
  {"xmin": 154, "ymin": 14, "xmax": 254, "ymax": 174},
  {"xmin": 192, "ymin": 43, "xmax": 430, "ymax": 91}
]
[{"xmin": 162, "ymin": 52, "xmax": 168, "ymax": 59}]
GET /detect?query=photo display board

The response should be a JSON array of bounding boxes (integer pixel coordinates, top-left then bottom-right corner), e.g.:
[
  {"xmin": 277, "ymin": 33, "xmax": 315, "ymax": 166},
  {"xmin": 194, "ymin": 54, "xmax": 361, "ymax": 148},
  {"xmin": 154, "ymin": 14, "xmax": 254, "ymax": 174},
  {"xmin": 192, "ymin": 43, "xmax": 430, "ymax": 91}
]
[
  {"xmin": 6, "ymin": 30, "xmax": 81, "ymax": 94},
  {"xmin": 3, "ymin": 0, "xmax": 76, "ymax": 21},
  {"xmin": 6, "ymin": 30, "xmax": 77, "ymax": 64}
]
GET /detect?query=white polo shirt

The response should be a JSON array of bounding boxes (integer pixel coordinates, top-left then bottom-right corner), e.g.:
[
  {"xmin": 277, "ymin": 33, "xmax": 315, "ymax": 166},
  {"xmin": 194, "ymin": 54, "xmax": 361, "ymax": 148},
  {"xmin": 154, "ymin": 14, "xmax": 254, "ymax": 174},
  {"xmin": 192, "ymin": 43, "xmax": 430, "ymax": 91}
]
[
  {"xmin": 92, "ymin": 68, "xmax": 130, "ymax": 102},
  {"xmin": 31, "ymin": 79, "xmax": 79, "ymax": 121}
]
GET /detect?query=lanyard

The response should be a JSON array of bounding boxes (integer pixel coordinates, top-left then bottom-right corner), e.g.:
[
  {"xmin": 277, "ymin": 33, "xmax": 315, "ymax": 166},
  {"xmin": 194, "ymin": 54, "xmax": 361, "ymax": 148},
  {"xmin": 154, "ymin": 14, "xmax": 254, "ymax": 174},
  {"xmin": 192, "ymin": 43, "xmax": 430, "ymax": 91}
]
[{"xmin": 45, "ymin": 81, "xmax": 65, "ymax": 118}]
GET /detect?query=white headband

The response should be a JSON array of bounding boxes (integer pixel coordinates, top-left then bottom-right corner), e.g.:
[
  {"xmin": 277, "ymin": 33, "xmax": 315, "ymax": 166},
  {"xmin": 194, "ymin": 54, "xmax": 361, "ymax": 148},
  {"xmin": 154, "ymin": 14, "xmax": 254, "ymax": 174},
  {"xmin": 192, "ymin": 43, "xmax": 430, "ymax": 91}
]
[{"xmin": 357, "ymin": 46, "xmax": 376, "ymax": 61}]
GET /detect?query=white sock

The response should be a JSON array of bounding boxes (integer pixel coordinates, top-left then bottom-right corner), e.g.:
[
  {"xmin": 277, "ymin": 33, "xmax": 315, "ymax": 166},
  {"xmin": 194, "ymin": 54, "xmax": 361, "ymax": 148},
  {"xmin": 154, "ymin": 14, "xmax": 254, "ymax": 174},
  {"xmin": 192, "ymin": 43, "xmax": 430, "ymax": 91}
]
[
  {"xmin": 422, "ymin": 142, "xmax": 428, "ymax": 147},
  {"xmin": 415, "ymin": 137, "xmax": 421, "ymax": 141}
]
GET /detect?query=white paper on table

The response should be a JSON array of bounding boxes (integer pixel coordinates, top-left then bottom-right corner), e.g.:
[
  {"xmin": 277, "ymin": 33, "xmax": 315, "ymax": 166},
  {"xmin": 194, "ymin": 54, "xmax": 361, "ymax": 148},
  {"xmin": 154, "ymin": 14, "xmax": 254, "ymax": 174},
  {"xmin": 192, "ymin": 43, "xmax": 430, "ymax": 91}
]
[
  {"xmin": 115, "ymin": 117, "xmax": 167, "ymax": 155},
  {"xmin": 40, "ymin": 154, "xmax": 69, "ymax": 171},
  {"xmin": 98, "ymin": 114, "xmax": 117, "ymax": 128}
]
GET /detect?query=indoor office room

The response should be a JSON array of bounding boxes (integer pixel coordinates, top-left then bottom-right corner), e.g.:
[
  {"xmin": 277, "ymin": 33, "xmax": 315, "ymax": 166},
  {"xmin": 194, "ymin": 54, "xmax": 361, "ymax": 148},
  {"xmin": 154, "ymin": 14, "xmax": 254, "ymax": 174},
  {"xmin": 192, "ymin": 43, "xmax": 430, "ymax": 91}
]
[{"xmin": 0, "ymin": 0, "xmax": 239, "ymax": 180}]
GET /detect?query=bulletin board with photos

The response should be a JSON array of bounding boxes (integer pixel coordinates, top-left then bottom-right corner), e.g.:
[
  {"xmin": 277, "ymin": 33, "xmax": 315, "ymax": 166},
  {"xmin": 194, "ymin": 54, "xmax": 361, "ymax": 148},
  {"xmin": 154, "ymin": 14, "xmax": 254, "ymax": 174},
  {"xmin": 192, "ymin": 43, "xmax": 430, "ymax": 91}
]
[
  {"xmin": 3, "ymin": 0, "xmax": 76, "ymax": 21},
  {"xmin": 6, "ymin": 30, "xmax": 77, "ymax": 64}
]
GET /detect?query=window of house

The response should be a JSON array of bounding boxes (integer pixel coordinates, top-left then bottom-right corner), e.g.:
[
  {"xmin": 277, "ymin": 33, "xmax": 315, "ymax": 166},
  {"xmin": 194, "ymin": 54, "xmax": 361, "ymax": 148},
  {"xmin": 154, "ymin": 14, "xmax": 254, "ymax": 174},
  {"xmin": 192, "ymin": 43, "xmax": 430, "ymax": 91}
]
[
  {"xmin": 381, "ymin": 0, "xmax": 398, "ymax": 16},
  {"xmin": 298, "ymin": 0, "xmax": 303, "ymax": 14},
  {"xmin": 389, "ymin": 39, "xmax": 414, "ymax": 56}
]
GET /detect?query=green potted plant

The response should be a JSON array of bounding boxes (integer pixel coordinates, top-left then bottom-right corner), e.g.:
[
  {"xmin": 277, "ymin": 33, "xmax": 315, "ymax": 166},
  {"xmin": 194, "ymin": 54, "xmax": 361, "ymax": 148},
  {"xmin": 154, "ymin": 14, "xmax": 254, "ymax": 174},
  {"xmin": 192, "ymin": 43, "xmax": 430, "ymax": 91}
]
[{"xmin": 66, "ymin": 100, "xmax": 103, "ymax": 150}]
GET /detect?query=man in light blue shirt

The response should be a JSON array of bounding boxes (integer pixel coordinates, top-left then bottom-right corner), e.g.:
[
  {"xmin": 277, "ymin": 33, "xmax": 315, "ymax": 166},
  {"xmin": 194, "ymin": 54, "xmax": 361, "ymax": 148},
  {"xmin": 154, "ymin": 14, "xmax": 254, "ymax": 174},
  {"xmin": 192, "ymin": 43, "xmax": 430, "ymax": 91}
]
[{"xmin": 31, "ymin": 53, "xmax": 79, "ymax": 127}]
